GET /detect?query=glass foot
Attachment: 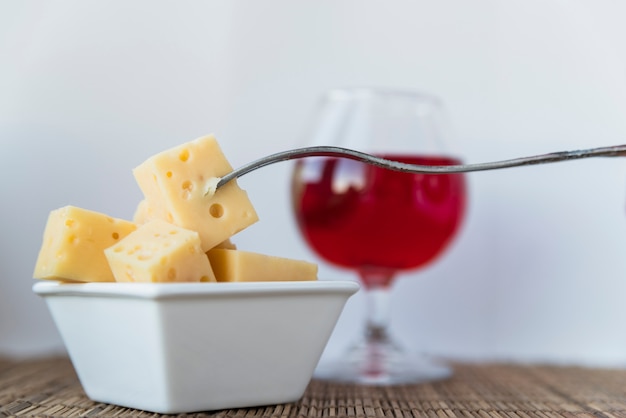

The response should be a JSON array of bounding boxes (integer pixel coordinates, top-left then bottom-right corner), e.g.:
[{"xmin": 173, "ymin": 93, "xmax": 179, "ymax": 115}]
[{"xmin": 314, "ymin": 340, "xmax": 451, "ymax": 385}]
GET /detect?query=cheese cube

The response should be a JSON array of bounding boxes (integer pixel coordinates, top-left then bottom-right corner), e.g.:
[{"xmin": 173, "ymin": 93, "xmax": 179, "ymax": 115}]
[
  {"xmin": 134, "ymin": 196, "xmax": 237, "ymax": 249},
  {"xmin": 207, "ymin": 249, "xmax": 317, "ymax": 282},
  {"xmin": 105, "ymin": 220, "xmax": 216, "ymax": 283},
  {"xmin": 133, "ymin": 135, "xmax": 258, "ymax": 252},
  {"xmin": 132, "ymin": 199, "xmax": 155, "ymax": 224},
  {"xmin": 33, "ymin": 206, "xmax": 137, "ymax": 282},
  {"xmin": 214, "ymin": 238, "xmax": 237, "ymax": 250}
]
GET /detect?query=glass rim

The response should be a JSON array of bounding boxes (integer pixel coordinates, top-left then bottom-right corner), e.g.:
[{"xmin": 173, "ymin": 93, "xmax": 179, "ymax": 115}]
[{"xmin": 323, "ymin": 86, "xmax": 443, "ymax": 105}]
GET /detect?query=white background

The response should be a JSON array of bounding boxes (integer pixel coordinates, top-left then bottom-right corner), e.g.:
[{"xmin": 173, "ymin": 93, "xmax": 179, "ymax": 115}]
[{"xmin": 2, "ymin": 1, "xmax": 626, "ymax": 367}]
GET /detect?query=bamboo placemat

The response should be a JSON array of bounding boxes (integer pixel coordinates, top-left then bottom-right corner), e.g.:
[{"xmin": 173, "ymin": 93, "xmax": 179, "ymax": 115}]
[{"xmin": 2, "ymin": 356, "xmax": 626, "ymax": 417}]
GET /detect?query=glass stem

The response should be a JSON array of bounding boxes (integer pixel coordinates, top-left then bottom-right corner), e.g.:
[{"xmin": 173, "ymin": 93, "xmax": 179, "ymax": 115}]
[{"xmin": 360, "ymin": 269, "xmax": 395, "ymax": 346}]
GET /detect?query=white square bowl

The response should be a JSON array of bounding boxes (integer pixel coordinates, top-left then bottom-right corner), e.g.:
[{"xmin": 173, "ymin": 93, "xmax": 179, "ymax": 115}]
[{"xmin": 33, "ymin": 280, "xmax": 359, "ymax": 414}]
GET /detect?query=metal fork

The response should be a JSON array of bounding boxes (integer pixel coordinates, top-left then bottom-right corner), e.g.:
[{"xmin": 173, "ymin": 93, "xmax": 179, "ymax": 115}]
[{"xmin": 213, "ymin": 144, "xmax": 626, "ymax": 191}]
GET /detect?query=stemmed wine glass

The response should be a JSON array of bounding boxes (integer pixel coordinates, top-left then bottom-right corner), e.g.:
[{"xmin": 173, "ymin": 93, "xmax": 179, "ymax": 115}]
[{"xmin": 290, "ymin": 88, "xmax": 467, "ymax": 384}]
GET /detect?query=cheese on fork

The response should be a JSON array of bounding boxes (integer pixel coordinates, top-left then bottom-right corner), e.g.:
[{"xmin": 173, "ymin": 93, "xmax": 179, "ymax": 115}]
[
  {"xmin": 133, "ymin": 135, "xmax": 259, "ymax": 252},
  {"xmin": 105, "ymin": 219, "xmax": 216, "ymax": 283},
  {"xmin": 33, "ymin": 205, "xmax": 137, "ymax": 282},
  {"xmin": 207, "ymin": 248, "xmax": 317, "ymax": 282}
]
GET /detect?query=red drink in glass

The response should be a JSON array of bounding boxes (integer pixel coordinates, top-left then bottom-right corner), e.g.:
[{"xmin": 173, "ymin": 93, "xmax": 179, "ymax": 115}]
[{"xmin": 292, "ymin": 155, "xmax": 466, "ymax": 288}]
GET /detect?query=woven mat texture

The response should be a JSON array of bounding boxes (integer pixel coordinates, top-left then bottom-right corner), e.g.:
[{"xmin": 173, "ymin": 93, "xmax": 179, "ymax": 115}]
[{"xmin": 2, "ymin": 357, "xmax": 626, "ymax": 417}]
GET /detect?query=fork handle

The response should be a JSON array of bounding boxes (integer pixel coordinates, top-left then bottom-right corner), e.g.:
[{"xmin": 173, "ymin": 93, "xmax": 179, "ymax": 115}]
[{"xmin": 216, "ymin": 144, "xmax": 626, "ymax": 190}]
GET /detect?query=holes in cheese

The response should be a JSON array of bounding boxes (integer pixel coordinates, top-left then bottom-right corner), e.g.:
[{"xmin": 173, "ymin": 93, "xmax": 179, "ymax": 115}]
[
  {"xmin": 132, "ymin": 135, "xmax": 259, "ymax": 252},
  {"xmin": 33, "ymin": 206, "xmax": 138, "ymax": 282},
  {"xmin": 182, "ymin": 180, "xmax": 193, "ymax": 199},
  {"xmin": 206, "ymin": 249, "xmax": 318, "ymax": 282},
  {"xmin": 209, "ymin": 203, "xmax": 224, "ymax": 218},
  {"xmin": 104, "ymin": 219, "xmax": 216, "ymax": 283}
]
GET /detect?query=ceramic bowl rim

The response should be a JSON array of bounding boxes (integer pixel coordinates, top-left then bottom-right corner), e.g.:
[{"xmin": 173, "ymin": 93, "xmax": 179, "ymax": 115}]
[{"xmin": 33, "ymin": 280, "xmax": 360, "ymax": 300}]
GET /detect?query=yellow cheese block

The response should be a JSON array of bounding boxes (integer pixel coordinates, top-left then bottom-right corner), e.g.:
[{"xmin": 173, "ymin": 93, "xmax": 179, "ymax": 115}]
[
  {"xmin": 33, "ymin": 205, "xmax": 137, "ymax": 282},
  {"xmin": 214, "ymin": 238, "xmax": 237, "ymax": 250},
  {"xmin": 133, "ymin": 135, "xmax": 259, "ymax": 252},
  {"xmin": 132, "ymin": 199, "xmax": 155, "ymax": 224},
  {"xmin": 207, "ymin": 248, "xmax": 318, "ymax": 282},
  {"xmin": 133, "ymin": 201, "xmax": 242, "ymax": 249},
  {"xmin": 104, "ymin": 219, "xmax": 216, "ymax": 283}
]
